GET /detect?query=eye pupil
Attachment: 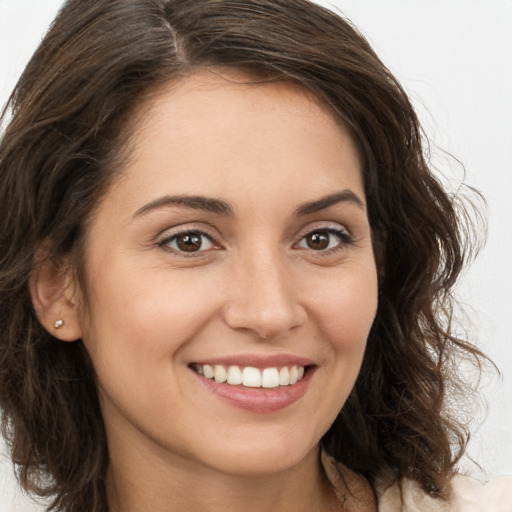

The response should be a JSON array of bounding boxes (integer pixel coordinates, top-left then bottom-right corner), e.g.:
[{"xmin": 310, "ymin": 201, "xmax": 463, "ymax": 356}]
[
  {"xmin": 306, "ymin": 231, "xmax": 330, "ymax": 250},
  {"xmin": 176, "ymin": 233, "xmax": 203, "ymax": 252}
]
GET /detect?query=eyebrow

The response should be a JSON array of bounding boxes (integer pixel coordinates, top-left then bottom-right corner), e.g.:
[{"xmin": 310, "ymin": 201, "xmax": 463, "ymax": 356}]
[
  {"xmin": 134, "ymin": 195, "xmax": 235, "ymax": 218},
  {"xmin": 295, "ymin": 190, "xmax": 365, "ymax": 216},
  {"xmin": 133, "ymin": 189, "xmax": 364, "ymax": 219}
]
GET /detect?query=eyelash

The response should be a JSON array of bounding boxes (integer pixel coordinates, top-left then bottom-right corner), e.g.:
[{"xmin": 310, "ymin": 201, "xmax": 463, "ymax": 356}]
[
  {"xmin": 294, "ymin": 226, "xmax": 353, "ymax": 254},
  {"xmin": 157, "ymin": 225, "xmax": 353, "ymax": 257},
  {"xmin": 157, "ymin": 229, "xmax": 219, "ymax": 257}
]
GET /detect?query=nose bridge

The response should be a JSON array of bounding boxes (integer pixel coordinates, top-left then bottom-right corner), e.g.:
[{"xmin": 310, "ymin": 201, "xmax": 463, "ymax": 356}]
[{"xmin": 223, "ymin": 243, "xmax": 305, "ymax": 338}]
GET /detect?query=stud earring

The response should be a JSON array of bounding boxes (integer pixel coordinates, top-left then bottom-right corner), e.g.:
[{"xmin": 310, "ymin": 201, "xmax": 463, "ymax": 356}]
[{"xmin": 54, "ymin": 319, "xmax": 64, "ymax": 329}]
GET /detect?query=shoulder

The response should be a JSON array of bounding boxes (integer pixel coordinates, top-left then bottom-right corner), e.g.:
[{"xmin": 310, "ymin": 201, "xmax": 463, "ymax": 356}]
[
  {"xmin": 377, "ymin": 473, "xmax": 512, "ymax": 512},
  {"xmin": 321, "ymin": 451, "xmax": 512, "ymax": 512},
  {"xmin": 449, "ymin": 474, "xmax": 512, "ymax": 512}
]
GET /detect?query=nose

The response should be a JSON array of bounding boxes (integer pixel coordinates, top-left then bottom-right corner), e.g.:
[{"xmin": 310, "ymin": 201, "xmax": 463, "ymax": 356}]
[{"xmin": 222, "ymin": 249, "xmax": 306, "ymax": 339}]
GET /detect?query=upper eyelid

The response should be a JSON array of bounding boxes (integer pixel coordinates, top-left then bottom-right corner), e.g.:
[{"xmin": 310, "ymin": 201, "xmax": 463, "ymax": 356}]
[
  {"xmin": 154, "ymin": 220, "xmax": 352, "ymax": 248},
  {"xmin": 156, "ymin": 224, "xmax": 219, "ymax": 243},
  {"xmin": 295, "ymin": 221, "xmax": 351, "ymax": 239}
]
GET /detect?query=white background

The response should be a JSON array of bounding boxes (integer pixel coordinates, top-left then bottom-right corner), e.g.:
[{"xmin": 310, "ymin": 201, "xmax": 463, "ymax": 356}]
[{"xmin": 1, "ymin": 1, "xmax": 511, "ymax": 510}]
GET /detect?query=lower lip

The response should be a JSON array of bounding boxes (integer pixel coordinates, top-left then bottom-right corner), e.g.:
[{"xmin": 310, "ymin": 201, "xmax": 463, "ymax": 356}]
[{"xmin": 193, "ymin": 368, "xmax": 314, "ymax": 413}]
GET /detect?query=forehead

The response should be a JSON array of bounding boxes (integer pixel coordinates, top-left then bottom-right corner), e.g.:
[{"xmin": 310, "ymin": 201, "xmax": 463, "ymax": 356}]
[{"xmin": 99, "ymin": 69, "xmax": 364, "ymax": 218}]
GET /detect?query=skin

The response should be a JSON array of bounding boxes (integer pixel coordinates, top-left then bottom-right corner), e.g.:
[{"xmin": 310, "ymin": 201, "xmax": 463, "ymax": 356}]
[{"xmin": 35, "ymin": 70, "xmax": 378, "ymax": 511}]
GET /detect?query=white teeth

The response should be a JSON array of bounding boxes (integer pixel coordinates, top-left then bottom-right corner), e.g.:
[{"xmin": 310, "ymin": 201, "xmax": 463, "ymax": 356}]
[
  {"xmin": 214, "ymin": 365, "xmax": 227, "ymax": 383},
  {"xmin": 194, "ymin": 363, "xmax": 307, "ymax": 388},
  {"xmin": 227, "ymin": 365, "xmax": 243, "ymax": 385},
  {"xmin": 289, "ymin": 365, "xmax": 299, "ymax": 385},
  {"xmin": 203, "ymin": 364, "xmax": 214, "ymax": 379},
  {"xmin": 279, "ymin": 367, "xmax": 290, "ymax": 386},
  {"xmin": 242, "ymin": 366, "xmax": 261, "ymax": 387},
  {"xmin": 261, "ymin": 368, "xmax": 280, "ymax": 388}
]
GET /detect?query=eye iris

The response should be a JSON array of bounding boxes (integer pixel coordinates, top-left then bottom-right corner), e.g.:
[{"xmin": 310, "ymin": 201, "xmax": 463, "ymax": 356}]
[
  {"xmin": 176, "ymin": 233, "xmax": 203, "ymax": 252},
  {"xmin": 306, "ymin": 231, "xmax": 330, "ymax": 250}
]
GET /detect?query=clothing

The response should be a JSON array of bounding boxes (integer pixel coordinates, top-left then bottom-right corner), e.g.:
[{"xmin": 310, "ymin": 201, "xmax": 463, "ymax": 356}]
[{"xmin": 321, "ymin": 451, "xmax": 512, "ymax": 512}]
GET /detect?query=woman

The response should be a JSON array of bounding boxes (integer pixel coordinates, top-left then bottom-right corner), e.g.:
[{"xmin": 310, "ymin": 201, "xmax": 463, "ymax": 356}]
[{"xmin": 0, "ymin": 0, "xmax": 510, "ymax": 511}]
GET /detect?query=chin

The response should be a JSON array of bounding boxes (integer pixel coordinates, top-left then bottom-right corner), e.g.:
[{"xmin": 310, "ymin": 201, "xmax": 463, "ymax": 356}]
[{"xmin": 196, "ymin": 430, "xmax": 319, "ymax": 477}]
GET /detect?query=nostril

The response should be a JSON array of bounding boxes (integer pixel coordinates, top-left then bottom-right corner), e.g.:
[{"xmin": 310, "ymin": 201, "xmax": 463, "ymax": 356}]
[{"xmin": 222, "ymin": 301, "xmax": 307, "ymax": 340}]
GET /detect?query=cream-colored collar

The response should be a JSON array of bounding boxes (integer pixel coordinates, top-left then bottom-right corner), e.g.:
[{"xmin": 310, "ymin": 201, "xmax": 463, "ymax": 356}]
[{"xmin": 321, "ymin": 451, "xmax": 378, "ymax": 512}]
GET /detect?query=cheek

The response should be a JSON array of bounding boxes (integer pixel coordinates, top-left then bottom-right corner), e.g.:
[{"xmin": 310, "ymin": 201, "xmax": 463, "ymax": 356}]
[
  {"xmin": 78, "ymin": 265, "xmax": 226, "ymax": 424},
  {"xmin": 311, "ymin": 265, "xmax": 377, "ymax": 421},
  {"xmin": 81, "ymin": 261, "xmax": 224, "ymax": 359},
  {"xmin": 314, "ymin": 264, "xmax": 378, "ymax": 352}
]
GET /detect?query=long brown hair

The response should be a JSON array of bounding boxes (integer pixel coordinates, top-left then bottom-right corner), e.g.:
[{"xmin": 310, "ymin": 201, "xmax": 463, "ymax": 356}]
[{"xmin": 0, "ymin": 1, "xmax": 487, "ymax": 510}]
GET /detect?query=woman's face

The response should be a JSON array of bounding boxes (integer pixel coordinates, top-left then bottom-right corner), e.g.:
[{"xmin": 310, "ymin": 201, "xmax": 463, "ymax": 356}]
[{"xmin": 78, "ymin": 70, "xmax": 378, "ymax": 477}]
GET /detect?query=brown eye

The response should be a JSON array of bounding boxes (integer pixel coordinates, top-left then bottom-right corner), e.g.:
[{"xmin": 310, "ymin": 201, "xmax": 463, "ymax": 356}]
[
  {"xmin": 297, "ymin": 228, "xmax": 351, "ymax": 252},
  {"xmin": 176, "ymin": 233, "xmax": 202, "ymax": 252},
  {"xmin": 305, "ymin": 231, "xmax": 330, "ymax": 250},
  {"xmin": 163, "ymin": 231, "xmax": 215, "ymax": 253}
]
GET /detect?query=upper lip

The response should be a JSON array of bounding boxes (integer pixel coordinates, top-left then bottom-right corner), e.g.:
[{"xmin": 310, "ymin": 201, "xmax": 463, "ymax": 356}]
[{"xmin": 190, "ymin": 354, "xmax": 315, "ymax": 368}]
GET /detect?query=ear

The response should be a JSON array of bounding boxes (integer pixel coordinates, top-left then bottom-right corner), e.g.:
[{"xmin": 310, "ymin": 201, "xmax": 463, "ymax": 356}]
[{"xmin": 29, "ymin": 244, "xmax": 83, "ymax": 342}]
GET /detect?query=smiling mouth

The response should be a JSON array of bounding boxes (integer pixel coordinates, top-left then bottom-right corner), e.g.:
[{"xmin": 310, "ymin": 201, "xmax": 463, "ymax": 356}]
[{"xmin": 190, "ymin": 363, "xmax": 307, "ymax": 389}]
